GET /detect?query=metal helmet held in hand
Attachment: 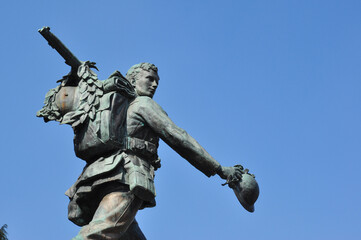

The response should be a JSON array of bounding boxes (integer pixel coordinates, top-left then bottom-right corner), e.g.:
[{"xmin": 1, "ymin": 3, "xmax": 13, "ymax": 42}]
[{"xmin": 233, "ymin": 172, "xmax": 259, "ymax": 212}]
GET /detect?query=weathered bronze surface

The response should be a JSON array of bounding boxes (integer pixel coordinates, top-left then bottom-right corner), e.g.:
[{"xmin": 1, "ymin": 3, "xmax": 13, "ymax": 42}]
[{"xmin": 37, "ymin": 27, "xmax": 259, "ymax": 240}]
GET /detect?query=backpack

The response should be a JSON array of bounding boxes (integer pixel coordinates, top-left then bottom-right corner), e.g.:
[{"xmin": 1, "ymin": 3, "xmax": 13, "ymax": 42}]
[{"xmin": 37, "ymin": 62, "xmax": 136, "ymax": 162}]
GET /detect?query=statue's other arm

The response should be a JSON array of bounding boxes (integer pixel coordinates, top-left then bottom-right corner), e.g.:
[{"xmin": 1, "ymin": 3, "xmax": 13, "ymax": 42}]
[{"xmin": 135, "ymin": 97, "xmax": 221, "ymax": 177}]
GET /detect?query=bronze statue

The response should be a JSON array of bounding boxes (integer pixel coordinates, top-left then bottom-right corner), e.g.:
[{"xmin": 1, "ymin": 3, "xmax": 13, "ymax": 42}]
[{"xmin": 37, "ymin": 27, "xmax": 259, "ymax": 240}]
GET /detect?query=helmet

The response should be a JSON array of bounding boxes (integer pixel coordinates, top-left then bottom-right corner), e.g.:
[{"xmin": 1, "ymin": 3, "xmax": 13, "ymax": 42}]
[{"xmin": 233, "ymin": 173, "xmax": 259, "ymax": 212}]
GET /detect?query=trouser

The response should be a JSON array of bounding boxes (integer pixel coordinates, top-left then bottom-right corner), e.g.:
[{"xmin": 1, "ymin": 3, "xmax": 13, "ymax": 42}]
[{"xmin": 72, "ymin": 190, "xmax": 146, "ymax": 240}]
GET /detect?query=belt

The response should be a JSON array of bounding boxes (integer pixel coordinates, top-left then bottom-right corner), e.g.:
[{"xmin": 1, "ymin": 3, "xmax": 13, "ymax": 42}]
[
  {"xmin": 125, "ymin": 137, "xmax": 158, "ymax": 158},
  {"xmin": 125, "ymin": 137, "xmax": 161, "ymax": 170}
]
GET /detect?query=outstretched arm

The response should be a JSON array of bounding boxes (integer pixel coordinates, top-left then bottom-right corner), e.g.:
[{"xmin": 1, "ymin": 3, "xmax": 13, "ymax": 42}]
[{"xmin": 135, "ymin": 97, "xmax": 240, "ymax": 180}]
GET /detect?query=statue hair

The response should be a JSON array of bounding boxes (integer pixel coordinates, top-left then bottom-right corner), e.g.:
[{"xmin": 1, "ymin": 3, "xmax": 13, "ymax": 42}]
[{"xmin": 126, "ymin": 63, "xmax": 158, "ymax": 85}]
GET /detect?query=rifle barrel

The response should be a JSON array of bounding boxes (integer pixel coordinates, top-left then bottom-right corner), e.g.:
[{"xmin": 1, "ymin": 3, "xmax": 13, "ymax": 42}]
[{"xmin": 38, "ymin": 27, "xmax": 81, "ymax": 69}]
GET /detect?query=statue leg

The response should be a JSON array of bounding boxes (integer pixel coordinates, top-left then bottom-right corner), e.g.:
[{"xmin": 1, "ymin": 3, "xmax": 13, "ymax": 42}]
[
  {"xmin": 120, "ymin": 219, "xmax": 147, "ymax": 240},
  {"xmin": 73, "ymin": 190, "xmax": 144, "ymax": 240}
]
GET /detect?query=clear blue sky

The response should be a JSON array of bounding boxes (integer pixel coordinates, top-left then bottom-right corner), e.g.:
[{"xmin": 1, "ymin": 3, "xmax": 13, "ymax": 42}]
[{"xmin": 0, "ymin": 1, "xmax": 360, "ymax": 239}]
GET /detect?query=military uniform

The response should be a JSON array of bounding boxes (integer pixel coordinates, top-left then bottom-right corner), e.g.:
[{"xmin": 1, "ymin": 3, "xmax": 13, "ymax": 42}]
[
  {"xmin": 38, "ymin": 64, "xmax": 222, "ymax": 239},
  {"xmin": 64, "ymin": 95, "xmax": 221, "ymax": 239}
]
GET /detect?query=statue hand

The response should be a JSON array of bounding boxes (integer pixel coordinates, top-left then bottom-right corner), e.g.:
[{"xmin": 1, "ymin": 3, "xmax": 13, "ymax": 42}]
[{"xmin": 217, "ymin": 165, "xmax": 244, "ymax": 188}]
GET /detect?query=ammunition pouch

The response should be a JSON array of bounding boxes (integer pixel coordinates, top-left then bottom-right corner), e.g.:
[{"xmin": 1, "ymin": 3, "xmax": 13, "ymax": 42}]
[
  {"xmin": 125, "ymin": 137, "xmax": 159, "ymax": 162},
  {"xmin": 123, "ymin": 153, "xmax": 156, "ymax": 202}
]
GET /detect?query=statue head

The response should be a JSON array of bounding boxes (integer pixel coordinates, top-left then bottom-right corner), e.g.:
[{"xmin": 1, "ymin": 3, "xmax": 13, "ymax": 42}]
[{"xmin": 126, "ymin": 63, "xmax": 159, "ymax": 98}]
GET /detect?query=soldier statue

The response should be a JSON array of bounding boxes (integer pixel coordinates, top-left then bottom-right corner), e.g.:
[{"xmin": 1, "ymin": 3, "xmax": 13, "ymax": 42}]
[{"xmin": 37, "ymin": 27, "xmax": 259, "ymax": 240}]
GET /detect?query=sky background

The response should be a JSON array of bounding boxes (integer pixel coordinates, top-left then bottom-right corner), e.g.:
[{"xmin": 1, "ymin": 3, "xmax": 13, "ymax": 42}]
[{"xmin": 0, "ymin": 1, "xmax": 360, "ymax": 239}]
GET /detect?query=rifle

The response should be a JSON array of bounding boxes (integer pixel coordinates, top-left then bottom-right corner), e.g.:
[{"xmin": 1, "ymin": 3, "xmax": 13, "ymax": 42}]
[{"xmin": 39, "ymin": 26, "xmax": 97, "ymax": 86}]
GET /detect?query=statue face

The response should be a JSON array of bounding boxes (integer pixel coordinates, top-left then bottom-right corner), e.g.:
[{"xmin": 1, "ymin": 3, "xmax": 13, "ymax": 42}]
[{"xmin": 134, "ymin": 69, "xmax": 159, "ymax": 98}]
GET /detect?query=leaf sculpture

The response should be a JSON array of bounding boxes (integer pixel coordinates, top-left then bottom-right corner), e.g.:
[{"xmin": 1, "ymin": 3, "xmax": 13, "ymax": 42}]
[
  {"xmin": 37, "ymin": 62, "xmax": 135, "ymax": 133},
  {"xmin": 61, "ymin": 61, "xmax": 104, "ymax": 128},
  {"xmin": 36, "ymin": 85, "xmax": 62, "ymax": 122}
]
